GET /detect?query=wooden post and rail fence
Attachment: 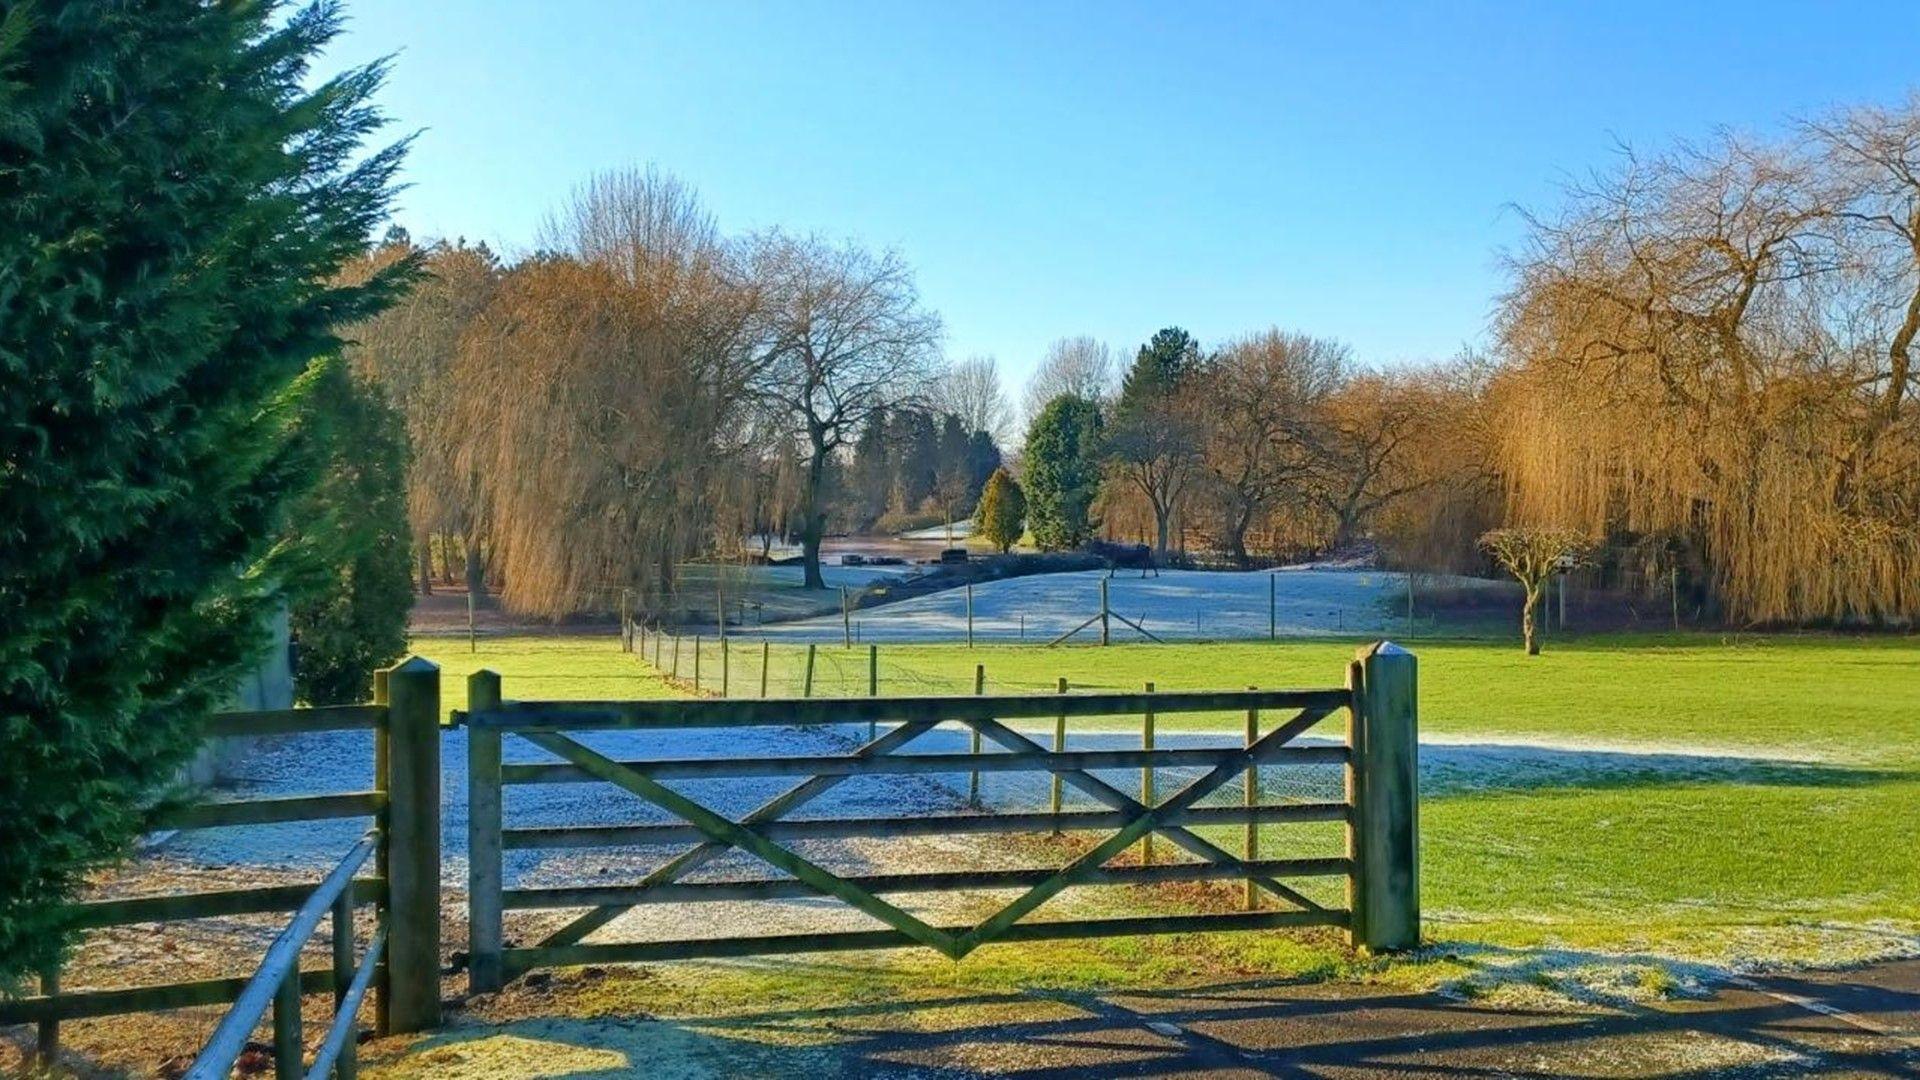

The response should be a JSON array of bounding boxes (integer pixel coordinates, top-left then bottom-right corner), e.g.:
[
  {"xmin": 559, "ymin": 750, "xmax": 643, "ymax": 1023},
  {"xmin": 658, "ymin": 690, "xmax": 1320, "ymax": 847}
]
[
  {"xmin": 0, "ymin": 658, "xmax": 445, "ymax": 1079},
  {"xmin": 3, "ymin": 644, "xmax": 1418, "ymax": 1071}
]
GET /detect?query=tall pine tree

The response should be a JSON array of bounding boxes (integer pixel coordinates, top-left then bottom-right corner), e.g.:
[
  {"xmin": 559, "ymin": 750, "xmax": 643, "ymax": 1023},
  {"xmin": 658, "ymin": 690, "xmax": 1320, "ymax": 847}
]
[{"xmin": 0, "ymin": 1, "xmax": 411, "ymax": 979}]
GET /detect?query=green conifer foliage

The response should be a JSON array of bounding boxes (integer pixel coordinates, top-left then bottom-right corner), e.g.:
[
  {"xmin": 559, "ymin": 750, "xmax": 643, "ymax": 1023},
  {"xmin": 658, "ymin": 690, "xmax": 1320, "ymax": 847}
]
[
  {"xmin": 974, "ymin": 467, "xmax": 1026, "ymax": 553},
  {"xmin": 1021, "ymin": 395, "xmax": 1104, "ymax": 550},
  {"xmin": 0, "ymin": 1, "xmax": 411, "ymax": 979}
]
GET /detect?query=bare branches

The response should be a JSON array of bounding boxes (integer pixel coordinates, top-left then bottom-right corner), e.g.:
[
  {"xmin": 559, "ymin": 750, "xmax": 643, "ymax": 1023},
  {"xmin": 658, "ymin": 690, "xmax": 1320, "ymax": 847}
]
[
  {"xmin": 1498, "ymin": 99, "xmax": 1920, "ymax": 624},
  {"xmin": 1024, "ymin": 336, "xmax": 1116, "ymax": 426},
  {"xmin": 1479, "ymin": 528, "xmax": 1592, "ymax": 654},
  {"xmin": 744, "ymin": 231, "xmax": 943, "ymax": 587}
]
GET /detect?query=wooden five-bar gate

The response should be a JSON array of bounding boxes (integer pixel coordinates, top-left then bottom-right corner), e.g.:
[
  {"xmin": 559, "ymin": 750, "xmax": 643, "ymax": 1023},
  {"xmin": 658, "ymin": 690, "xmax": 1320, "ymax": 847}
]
[
  {"xmin": 4, "ymin": 644, "xmax": 1416, "ymax": 1074},
  {"xmin": 0, "ymin": 658, "xmax": 447, "ymax": 1079},
  {"xmin": 459, "ymin": 642, "xmax": 1417, "ymax": 988}
]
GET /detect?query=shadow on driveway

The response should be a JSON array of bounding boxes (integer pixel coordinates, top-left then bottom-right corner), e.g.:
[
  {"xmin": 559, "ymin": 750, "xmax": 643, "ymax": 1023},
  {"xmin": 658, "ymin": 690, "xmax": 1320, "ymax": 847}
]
[{"xmin": 377, "ymin": 960, "xmax": 1920, "ymax": 1078}]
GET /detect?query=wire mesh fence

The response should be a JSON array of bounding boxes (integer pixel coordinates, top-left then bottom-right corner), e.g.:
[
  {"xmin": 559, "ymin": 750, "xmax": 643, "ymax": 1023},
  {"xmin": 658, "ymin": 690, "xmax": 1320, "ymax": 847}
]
[{"xmin": 625, "ymin": 626, "xmax": 1344, "ymax": 806}]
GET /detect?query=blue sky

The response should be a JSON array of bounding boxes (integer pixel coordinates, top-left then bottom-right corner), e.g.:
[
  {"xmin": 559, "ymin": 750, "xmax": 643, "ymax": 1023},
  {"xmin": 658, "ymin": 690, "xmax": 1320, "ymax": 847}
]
[{"xmin": 318, "ymin": 1, "xmax": 1920, "ymax": 386}]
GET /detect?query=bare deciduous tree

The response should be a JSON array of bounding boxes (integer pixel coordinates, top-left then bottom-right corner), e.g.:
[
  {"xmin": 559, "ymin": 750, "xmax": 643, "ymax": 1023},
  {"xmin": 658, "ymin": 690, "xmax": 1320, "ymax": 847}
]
[
  {"xmin": 1307, "ymin": 371, "xmax": 1434, "ymax": 550},
  {"xmin": 934, "ymin": 354, "xmax": 1013, "ymax": 446},
  {"xmin": 1023, "ymin": 336, "xmax": 1115, "ymax": 426},
  {"xmin": 1195, "ymin": 329, "xmax": 1347, "ymax": 564},
  {"xmin": 746, "ymin": 232, "xmax": 943, "ymax": 588}
]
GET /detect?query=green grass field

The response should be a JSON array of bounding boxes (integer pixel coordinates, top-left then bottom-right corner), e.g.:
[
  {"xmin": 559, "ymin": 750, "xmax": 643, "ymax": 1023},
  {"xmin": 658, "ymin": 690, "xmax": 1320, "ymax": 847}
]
[{"xmin": 415, "ymin": 630, "xmax": 1920, "ymax": 986}]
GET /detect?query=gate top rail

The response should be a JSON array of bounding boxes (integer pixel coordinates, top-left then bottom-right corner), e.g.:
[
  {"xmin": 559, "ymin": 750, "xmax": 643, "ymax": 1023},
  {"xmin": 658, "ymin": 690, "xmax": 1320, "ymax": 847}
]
[{"xmin": 460, "ymin": 686, "xmax": 1353, "ymax": 731}]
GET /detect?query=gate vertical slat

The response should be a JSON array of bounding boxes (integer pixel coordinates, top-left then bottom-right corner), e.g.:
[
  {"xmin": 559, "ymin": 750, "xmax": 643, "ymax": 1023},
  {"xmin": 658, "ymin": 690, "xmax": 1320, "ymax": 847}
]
[
  {"xmin": 329, "ymin": 888, "xmax": 359, "ymax": 1080},
  {"xmin": 467, "ymin": 669, "xmax": 505, "ymax": 993},
  {"xmin": 271, "ymin": 966, "xmax": 301, "ymax": 1080},
  {"xmin": 1051, "ymin": 678, "xmax": 1067, "ymax": 832},
  {"xmin": 1244, "ymin": 688, "xmax": 1259, "ymax": 911},
  {"xmin": 969, "ymin": 664, "xmax": 985, "ymax": 805}
]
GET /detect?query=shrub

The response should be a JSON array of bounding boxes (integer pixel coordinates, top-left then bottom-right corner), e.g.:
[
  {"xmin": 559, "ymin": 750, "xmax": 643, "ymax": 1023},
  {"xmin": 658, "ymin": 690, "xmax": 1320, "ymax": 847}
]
[{"xmin": 974, "ymin": 468, "xmax": 1026, "ymax": 552}]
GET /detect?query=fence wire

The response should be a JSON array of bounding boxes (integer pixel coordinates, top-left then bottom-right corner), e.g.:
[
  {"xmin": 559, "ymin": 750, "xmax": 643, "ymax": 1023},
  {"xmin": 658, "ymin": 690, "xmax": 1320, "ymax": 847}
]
[{"xmin": 629, "ymin": 629, "xmax": 1343, "ymax": 805}]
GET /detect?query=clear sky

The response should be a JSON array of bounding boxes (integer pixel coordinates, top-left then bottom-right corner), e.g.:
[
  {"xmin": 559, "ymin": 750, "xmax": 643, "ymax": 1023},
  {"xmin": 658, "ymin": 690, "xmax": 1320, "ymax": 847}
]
[{"xmin": 317, "ymin": 1, "xmax": 1920, "ymax": 387}]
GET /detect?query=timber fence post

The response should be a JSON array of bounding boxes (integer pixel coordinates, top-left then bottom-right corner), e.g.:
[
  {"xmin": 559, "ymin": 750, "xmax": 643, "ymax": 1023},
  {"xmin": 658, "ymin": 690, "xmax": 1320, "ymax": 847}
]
[
  {"xmin": 868, "ymin": 644, "xmax": 878, "ymax": 740},
  {"xmin": 1347, "ymin": 641, "xmax": 1419, "ymax": 952},
  {"xmin": 35, "ymin": 967, "xmax": 57, "ymax": 1069},
  {"xmin": 369, "ymin": 667, "xmax": 390, "ymax": 1034},
  {"xmin": 1141, "ymin": 681, "xmax": 1155, "ymax": 865},
  {"xmin": 1050, "ymin": 677, "xmax": 1067, "ymax": 831},
  {"xmin": 467, "ymin": 669, "xmax": 504, "ymax": 993},
  {"xmin": 760, "ymin": 640, "xmax": 770, "ymax": 698},
  {"xmin": 803, "ymin": 643, "xmax": 816, "ymax": 697},
  {"xmin": 1100, "ymin": 578, "xmax": 1110, "ymax": 646},
  {"xmin": 383, "ymin": 656, "xmax": 442, "ymax": 1031}
]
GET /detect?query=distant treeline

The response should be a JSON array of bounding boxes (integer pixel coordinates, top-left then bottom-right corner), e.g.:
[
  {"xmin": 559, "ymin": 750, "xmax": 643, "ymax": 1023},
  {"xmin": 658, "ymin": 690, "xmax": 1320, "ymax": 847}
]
[{"xmin": 346, "ymin": 93, "xmax": 1920, "ymax": 626}]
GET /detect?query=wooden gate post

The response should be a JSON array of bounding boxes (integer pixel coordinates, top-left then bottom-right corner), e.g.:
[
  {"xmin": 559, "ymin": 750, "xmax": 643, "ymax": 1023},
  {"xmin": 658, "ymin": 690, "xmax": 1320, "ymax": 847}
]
[
  {"xmin": 1347, "ymin": 642, "xmax": 1418, "ymax": 952},
  {"xmin": 383, "ymin": 656, "xmax": 442, "ymax": 1031},
  {"xmin": 467, "ymin": 669, "xmax": 504, "ymax": 993}
]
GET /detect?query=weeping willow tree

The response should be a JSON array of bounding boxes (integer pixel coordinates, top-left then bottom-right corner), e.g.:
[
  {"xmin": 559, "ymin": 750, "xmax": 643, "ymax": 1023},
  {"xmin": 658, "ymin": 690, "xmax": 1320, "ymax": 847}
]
[
  {"xmin": 1498, "ymin": 102, "xmax": 1920, "ymax": 624},
  {"xmin": 449, "ymin": 170, "xmax": 762, "ymax": 618},
  {"xmin": 338, "ymin": 237, "xmax": 501, "ymax": 595}
]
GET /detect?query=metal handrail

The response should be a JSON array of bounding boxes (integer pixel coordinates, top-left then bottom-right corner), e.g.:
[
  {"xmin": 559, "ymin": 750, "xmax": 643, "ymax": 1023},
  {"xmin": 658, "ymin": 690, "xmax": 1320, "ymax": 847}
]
[{"xmin": 185, "ymin": 833, "xmax": 377, "ymax": 1080}]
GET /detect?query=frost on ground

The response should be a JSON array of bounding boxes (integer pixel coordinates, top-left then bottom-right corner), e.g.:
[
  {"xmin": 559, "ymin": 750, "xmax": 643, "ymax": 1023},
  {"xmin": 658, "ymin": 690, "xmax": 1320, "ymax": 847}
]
[{"xmin": 758, "ymin": 568, "xmax": 1509, "ymax": 643}]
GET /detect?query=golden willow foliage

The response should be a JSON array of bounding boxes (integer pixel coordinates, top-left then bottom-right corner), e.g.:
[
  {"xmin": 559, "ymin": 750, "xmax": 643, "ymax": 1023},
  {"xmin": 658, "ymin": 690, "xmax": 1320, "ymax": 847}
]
[
  {"xmin": 338, "ymin": 239, "xmax": 500, "ymax": 580},
  {"xmin": 1498, "ymin": 99, "xmax": 1920, "ymax": 623},
  {"xmin": 449, "ymin": 170, "xmax": 763, "ymax": 618}
]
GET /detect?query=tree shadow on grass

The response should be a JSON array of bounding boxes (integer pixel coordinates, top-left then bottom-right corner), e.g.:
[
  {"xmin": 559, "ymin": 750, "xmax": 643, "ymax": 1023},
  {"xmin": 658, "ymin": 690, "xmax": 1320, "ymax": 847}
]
[{"xmin": 372, "ymin": 955, "xmax": 1920, "ymax": 1078}]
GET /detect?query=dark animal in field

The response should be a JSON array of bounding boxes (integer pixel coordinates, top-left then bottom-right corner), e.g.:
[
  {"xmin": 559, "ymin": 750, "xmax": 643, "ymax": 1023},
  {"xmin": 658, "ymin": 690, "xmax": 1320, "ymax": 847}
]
[{"xmin": 1088, "ymin": 540, "xmax": 1158, "ymax": 577}]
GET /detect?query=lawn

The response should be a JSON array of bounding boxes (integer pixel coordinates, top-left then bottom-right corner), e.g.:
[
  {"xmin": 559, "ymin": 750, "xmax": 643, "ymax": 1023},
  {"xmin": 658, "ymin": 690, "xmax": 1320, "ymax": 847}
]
[{"xmin": 408, "ymin": 630, "xmax": 1920, "ymax": 979}]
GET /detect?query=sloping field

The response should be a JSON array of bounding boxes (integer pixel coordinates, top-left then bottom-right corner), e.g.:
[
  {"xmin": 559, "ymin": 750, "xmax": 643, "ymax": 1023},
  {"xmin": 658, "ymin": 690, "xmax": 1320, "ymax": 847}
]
[{"xmin": 760, "ymin": 568, "xmax": 1510, "ymax": 642}]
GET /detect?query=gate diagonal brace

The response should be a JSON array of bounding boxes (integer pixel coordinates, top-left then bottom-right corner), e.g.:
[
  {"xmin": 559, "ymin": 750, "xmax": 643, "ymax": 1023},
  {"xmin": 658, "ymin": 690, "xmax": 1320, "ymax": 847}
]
[
  {"xmin": 962, "ymin": 707, "xmax": 1337, "ymax": 912},
  {"xmin": 950, "ymin": 721, "xmax": 1307, "ymax": 956},
  {"xmin": 539, "ymin": 718, "xmax": 942, "ymax": 948},
  {"xmin": 521, "ymin": 730, "xmax": 964, "ymax": 958}
]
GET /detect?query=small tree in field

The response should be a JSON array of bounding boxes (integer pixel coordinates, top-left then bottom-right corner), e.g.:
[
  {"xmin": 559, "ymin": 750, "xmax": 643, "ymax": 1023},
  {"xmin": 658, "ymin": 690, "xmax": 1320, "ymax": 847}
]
[
  {"xmin": 1479, "ymin": 528, "xmax": 1592, "ymax": 655},
  {"xmin": 975, "ymin": 468, "xmax": 1026, "ymax": 553}
]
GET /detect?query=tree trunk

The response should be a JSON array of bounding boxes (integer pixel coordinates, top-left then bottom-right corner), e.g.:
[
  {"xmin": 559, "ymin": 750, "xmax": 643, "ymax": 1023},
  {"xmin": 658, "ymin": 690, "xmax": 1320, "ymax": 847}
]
[
  {"xmin": 465, "ymin": 532, "xmax": 486, "ymax": 601},
  {"xmin": 801, "ymin": 509, "xmax": 826, "ymax": 589},
  {"xmin": 800, "ymin": 432, "xmax": 829, "ymax": 590},
  {"xmin": 1522, "ymin": 585, "xmax": 1541, "ymax": 655},
  {"xmin": 1226, "ymin": 500, "xmax": 1253, "ymax": 568},
  {"xmin": 416, "ymin": 542, "xmax": 433, "ymax": 596},
  {"xmin": 1151, "ymin": 500, "xmax": 1171, "ymax": 558}
]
